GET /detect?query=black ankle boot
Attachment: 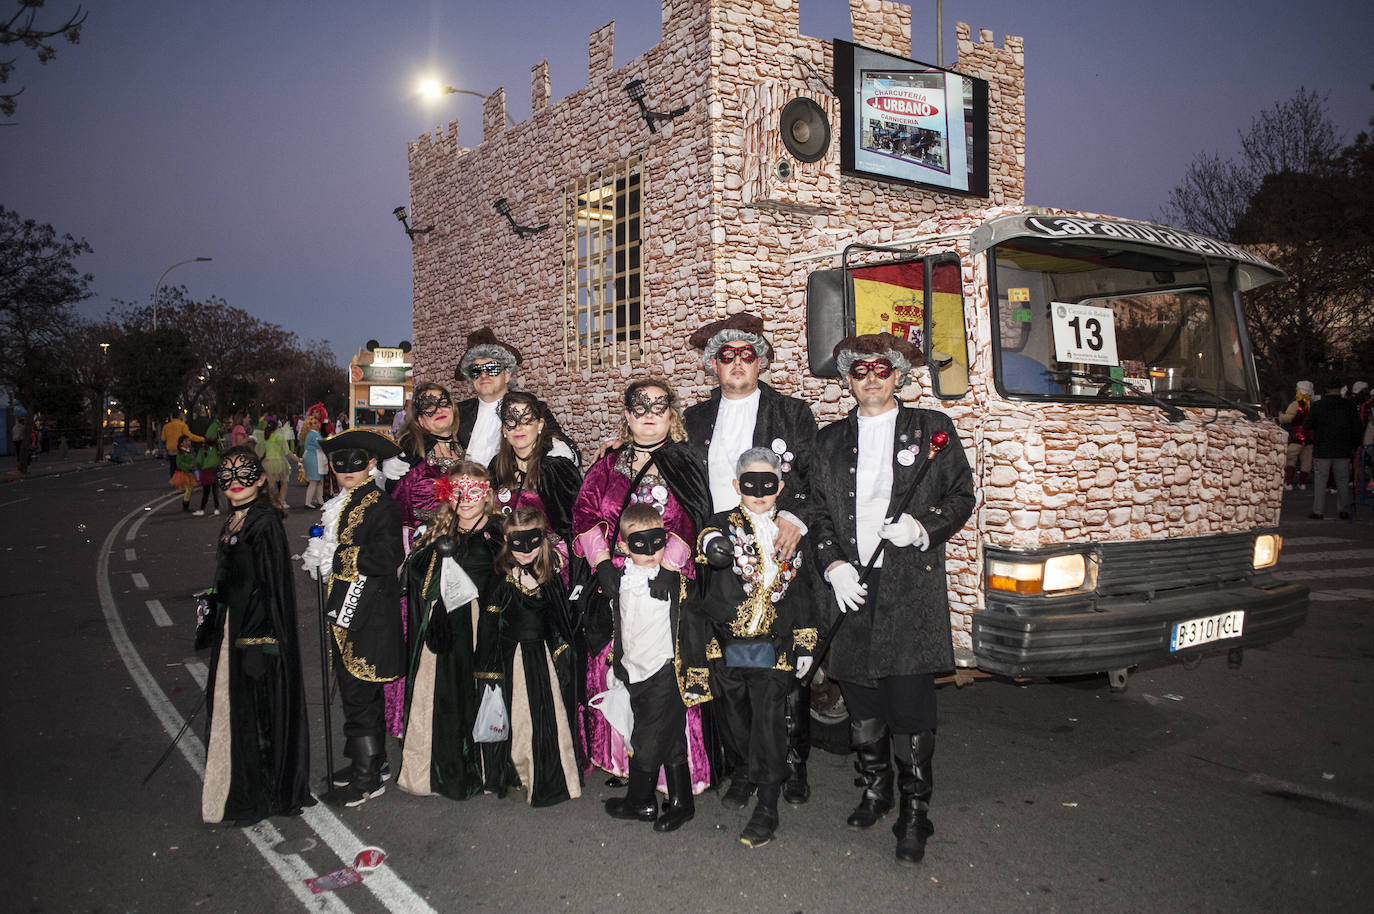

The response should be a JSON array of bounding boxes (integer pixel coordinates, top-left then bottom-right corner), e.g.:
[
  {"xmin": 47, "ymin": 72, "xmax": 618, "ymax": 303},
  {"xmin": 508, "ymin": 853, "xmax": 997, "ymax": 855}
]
[
  {"xmin": 740, "ymin": 783, "xmax": 781, "ymax": 848},
  {"xmin": 846, "ymin": 719, "xmax": 893, "ymax": 829},
  {"xmin": 604, "ymin": 767, "xmax": 658, "ymax": 822},
  {"xmin": 893, "ymin": 730, "xmax": 935, "ymax": 865},
  {"xmin": 654, "ymin": 763, "xmax": 695, "ymax": 832}
]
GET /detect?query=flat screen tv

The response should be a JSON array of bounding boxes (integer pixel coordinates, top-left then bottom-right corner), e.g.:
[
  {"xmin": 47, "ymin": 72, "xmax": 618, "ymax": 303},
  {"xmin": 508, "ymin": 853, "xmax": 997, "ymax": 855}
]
[
  {"xmin": 368, "ymin": 385, "xmax": 405, "ymax": 408},
  {"xmin": 834, "ymin": 39, "xmax": 989, "ymax": 197}
]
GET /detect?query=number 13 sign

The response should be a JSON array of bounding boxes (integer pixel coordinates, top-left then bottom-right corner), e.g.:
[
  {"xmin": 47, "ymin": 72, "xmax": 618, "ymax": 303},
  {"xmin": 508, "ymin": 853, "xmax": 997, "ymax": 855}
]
[{"xmin": 1050, "ymin": 302, "xmax": 1118, "ymax": 367}]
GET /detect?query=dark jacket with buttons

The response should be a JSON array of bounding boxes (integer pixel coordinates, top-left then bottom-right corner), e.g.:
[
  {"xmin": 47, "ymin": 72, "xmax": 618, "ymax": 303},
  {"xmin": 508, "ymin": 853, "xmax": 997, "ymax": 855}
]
[
  {"xmin": 683, "ymin": 381, "xmax": 818, "ymax": 527},
  {"xmin": 811, "ymin": 404, "xmax": 974, "ymax": 680}
]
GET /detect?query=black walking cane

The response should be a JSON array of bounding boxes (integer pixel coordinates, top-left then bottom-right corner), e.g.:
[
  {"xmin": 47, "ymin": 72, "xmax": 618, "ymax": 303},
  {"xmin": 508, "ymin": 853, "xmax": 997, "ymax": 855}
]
[
  {"xmin": 799, "ymin": 430, "xmax": 951, "ymax": 687},
  {"xmin": 309, "ymin": 523, "xmax": 336, "ymax": 792}
]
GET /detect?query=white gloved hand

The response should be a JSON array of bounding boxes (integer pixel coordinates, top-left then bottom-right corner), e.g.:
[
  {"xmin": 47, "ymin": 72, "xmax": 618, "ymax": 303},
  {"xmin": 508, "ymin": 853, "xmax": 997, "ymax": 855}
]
[
  {"xmin": 381, "ymin": 454, "xmax": 412, "ymax": 481},
  {"xmin": 880, "ymin": 513, "xmax": 929, "ymax": 550},
  {"xmin": 794, "ymin": 656, "xmax": 814, "ymax": 680},
  {"xmin": 299, "ymin": 535, "xmax": 337, "ymax": 581},
  {"xmin": 827, "ymin": 562, "xmax": 867, "ymax": 613}
]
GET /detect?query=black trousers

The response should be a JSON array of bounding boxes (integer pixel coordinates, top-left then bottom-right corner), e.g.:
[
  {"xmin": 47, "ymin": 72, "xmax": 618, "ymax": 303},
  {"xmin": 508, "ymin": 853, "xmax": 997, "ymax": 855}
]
[
  {"xmin": 839, "ymin": 672, "xmax": 937, "ymax": 735},
  {"xmin": 625, "ymin": 661, "xmax": 687, "ymax": 773},
  {"xmin": 331, "ymin": 639, "xmax": 386, "ymax": 744},
  {"xmin": 713, "ymin": 663, "xmax": 790, "ymax": 786}
]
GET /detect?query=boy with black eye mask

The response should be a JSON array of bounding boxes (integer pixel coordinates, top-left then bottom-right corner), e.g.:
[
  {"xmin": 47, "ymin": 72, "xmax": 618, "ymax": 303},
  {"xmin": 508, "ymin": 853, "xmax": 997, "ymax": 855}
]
[
  {"xmin": 309, "ymin": 429, "xmax": 407, "ymax": 808},
  {"xmin": 602, "ymin": 503, "xmax": 712, "ymax": 833},
  {"xmin": 695, "ymin": 446, "xmax": 818, "ymax": 848}
]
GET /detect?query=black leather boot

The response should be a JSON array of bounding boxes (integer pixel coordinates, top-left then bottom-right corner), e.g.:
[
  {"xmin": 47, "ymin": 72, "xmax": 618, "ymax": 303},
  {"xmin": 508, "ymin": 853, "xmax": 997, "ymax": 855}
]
[
  {"xmin": 337, "ymin": 735, "xmax": 386, "ymax": 808},
  {"xmin": 782, "ymin": 682, "xmax": 811, "ymax": 804},
  {"xmin": 654, "ymin": 763, "xmax": 695, "ymax": 832},
  {"xmin": 892, "ymin": 730, "xmax": 935, "ymax": 865},
  {"xmin": 846, "ymin": 718, "xmax": 893, "ymax": 829},
  {"xmin": 604, "ymin": 766, "xmax": 658, "ymax": 822},
  {"xmin": 740, "ymin": 783, "xmax": 781, "ymax": 848}
]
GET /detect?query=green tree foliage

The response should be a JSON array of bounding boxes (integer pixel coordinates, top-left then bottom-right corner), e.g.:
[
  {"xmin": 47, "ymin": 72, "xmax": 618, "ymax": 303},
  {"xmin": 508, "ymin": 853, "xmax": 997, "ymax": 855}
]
[
  {"xmin": 109, "ymin": 326, "xmax": 196, "ymax": 423},
  {"xmin": 1163, "ymin": 88, "xmax": 1373, "ymax": 392},
  {"xmin": 0, "ymin": 204, "xmax": 92, "ymax": 411},
  {"xmin": 0, "ymin": 2, "xmax": 86, "ymax": 121}
]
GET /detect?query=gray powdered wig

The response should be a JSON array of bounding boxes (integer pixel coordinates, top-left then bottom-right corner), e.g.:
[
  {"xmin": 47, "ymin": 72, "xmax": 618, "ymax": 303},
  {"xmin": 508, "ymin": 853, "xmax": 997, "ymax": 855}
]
[
  {"xmin": 460, "ymin": 343, "xmax": 519, "ymax": 382},
  {"xmin": 835, "ymin": 346, "xmax": 916, "ymax": 388},
  {"xmin": 702, "ymin": 329, "xmax": 771, "ymax": 377}
]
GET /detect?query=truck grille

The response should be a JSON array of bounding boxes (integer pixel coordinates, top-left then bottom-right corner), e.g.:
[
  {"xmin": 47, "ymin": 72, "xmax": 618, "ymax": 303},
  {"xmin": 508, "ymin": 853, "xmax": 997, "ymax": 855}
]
[{"xmin": 1093, "ymin": 531, "xmax": 1263, "ymax": 597}]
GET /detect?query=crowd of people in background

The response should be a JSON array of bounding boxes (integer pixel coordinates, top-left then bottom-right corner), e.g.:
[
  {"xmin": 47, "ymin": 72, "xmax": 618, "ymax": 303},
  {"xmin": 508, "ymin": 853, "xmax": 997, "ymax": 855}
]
[{"xmin": 1277, "ymin": 377, "xmax": 1372, "ymax": 520}]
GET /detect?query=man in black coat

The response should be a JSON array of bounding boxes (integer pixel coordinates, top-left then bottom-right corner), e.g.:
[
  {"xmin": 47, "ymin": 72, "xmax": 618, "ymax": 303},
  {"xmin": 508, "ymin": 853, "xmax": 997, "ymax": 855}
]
[
  {"xmin": 1307, "ymin": 378, "xmax": 1364, "ymax": 520},
  {"xmin": 682, "ymin": 312, "xmax": 820, "ymax": 805},
  {"xmin": 451, "ymin": 327, "xmax": 577, "ymax": 466},
  {"xmin": 810, "ymin": 332, "xmax": 974, "ymax": 866}
]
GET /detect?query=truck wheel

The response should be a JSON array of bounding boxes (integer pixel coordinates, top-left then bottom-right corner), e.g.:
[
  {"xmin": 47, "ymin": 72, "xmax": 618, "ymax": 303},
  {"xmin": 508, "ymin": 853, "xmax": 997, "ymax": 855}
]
[{"xmin": 808, "ymin": 672, "xmax": 851, "ymax": 755}]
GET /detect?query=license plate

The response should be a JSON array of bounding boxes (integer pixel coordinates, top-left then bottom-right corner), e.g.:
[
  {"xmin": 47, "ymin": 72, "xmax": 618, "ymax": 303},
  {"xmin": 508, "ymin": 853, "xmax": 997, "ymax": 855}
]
[{"xmin": 1170, "ymin": 611, "xmax": 1245, "ymax": 651}]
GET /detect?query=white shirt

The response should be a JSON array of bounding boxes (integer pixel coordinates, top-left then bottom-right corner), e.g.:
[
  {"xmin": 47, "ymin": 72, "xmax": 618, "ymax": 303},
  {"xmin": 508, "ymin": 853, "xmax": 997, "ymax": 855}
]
[
  {"xmin": 707, "ymin": 388, "xmax": 761, "ymax": 512},
  {"xmin": 618, "ymin": 563, "xmax": 674, "ymax": 684},
  {"xmin": 467, "ymin": 397, "xmax": 503, "ymax": 467},
  {"xmin": 855, "ymin": 407, "xmax": 897, "ymax": 566}
]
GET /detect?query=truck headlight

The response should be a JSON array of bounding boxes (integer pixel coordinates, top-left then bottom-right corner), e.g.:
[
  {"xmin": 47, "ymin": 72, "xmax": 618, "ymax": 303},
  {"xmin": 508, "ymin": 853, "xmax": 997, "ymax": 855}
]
[
  {"xmin": 987, "ymin": 552, "xmax": 1093, "ymax": 595},
  {"xmin": 1252, "ymin": 534, "xmax": 1281, "ymax": 569}
]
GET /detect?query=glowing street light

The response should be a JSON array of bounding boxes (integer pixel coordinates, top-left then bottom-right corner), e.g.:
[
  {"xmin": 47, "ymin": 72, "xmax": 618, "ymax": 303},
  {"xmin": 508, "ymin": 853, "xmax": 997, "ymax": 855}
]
[{"xmin": 418, "ymin": 78, "xmax": 515, "ymax": 125}]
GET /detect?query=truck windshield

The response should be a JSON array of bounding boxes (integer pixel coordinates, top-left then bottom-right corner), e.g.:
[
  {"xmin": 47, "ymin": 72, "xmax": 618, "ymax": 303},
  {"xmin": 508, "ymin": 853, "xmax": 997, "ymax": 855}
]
[{"xmin": 990, "ymin": 237, "xmax": 1259, "ymax": 407}]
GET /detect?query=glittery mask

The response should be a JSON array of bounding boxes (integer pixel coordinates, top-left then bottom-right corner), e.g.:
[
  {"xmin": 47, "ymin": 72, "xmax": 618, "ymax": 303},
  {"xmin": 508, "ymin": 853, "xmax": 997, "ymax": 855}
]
[
  {"xmin": 716, "ymin": 345, "xmax": 758, "ymax": 364},
  {"xmin": 506, "ymin": 528, "xmax": 544, "ymax": 553},
  {"xmin": 625, "ymin": 528, "xmax": 667, "ymax": 556},
  {"xmin": 467, "ymin": 361, "xmax": 505, "ymax": 378},
  {"xmin": 436, "ymin": 475, "xmax": 490, "ymax": 507},
  {"xmin": 738, "ymin": 471, "xmax": 780, "ymax": 496},
  {"xmin": 848, "ymin": 359, "xmax": 895, "ymax": 380},
  {"xmin": 216, "ymin": 462, "xmax": 262, "ymax": 490}
]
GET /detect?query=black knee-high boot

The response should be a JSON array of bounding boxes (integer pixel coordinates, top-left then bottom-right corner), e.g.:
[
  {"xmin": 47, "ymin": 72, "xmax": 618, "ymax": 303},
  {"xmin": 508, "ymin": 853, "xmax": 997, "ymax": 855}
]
[
  {"xmin": 782, "ymin": 681, "xmax": 811, "ymax": 804},
  {"xmin": 846, "ymin": 718, "xmax": 893, "ymax": 829},
  {"xmin": 892, "ymin": 730, "xmax": 935, "ymax": 865},
  {"xmin": 740, "ymin": 782, "xmax": 781, "ymax": 847},
  {"xmin": 605, "ymin": 766, "xmax": 658, "ymax": 821}
]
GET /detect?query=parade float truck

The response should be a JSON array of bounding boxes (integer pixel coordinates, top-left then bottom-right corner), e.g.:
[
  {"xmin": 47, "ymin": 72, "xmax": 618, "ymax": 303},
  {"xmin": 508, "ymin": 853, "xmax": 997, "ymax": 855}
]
[{"xmin": 805, "ymin": 209, "xmax": 1309, "ymax": 692}]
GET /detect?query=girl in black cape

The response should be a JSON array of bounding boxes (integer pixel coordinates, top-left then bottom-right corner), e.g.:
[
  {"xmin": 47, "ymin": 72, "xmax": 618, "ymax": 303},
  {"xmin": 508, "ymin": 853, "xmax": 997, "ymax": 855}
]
[{"xmin": 200, "ymin": 445, "xmax": 314, "ymax": 825}]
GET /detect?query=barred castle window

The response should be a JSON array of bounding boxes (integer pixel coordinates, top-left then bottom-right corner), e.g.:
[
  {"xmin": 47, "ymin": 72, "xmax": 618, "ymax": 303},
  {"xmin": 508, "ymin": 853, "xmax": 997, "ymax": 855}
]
[{"xmin": 563, "ymin": 155, "xmax": 642, "ymax": 368}]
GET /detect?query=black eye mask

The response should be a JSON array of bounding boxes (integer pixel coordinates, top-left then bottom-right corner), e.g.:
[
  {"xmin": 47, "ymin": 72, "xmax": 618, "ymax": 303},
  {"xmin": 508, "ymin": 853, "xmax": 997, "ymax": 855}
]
[
  {"xmin": 216, "ymin": 462, "xmax": 262, "ymax": 490},
  {"xmin": 738, "ymin": 471, "xmax": 780, "ymax": 496},
  {"xmin": 506, "ymin": 529, "xmax": 543, "ymax": 553},
  {"xmin": 329, "ymin": 449, "xmax": 371, "ymax": 474},
  {"xmin": 414, "ymin": 392, "xmax": 452, "ymax": 416},
  {"xmin": 626, "ymin": 529, "xmax": 666, "ymax": 556}
]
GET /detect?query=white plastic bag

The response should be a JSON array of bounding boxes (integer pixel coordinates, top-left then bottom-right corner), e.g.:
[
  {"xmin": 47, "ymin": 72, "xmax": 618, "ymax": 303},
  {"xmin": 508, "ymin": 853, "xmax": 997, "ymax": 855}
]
[
  {"xmin": 588, "ymin": 668, "xmax": 634, "ymax": 745},
  {"xmin": 472, "ymin": 684, "xmax": 509, "ymax": 743}
]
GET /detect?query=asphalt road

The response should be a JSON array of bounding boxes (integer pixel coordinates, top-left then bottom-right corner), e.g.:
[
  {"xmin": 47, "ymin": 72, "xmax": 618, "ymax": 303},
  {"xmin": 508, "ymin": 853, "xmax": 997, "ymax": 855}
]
[{"xmin": 2, "ymin": 457, "xmax": 1371, "ymax": 913}]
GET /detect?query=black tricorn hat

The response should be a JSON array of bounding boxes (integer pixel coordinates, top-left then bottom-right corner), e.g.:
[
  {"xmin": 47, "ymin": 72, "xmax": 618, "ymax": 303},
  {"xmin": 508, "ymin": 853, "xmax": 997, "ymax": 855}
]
[{"xmin": 320, "ymin": 429, "xmax": 401, "ymax": 459}]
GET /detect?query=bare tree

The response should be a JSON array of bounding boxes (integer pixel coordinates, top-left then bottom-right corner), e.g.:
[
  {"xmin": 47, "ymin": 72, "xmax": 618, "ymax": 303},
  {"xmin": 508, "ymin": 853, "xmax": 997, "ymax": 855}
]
[{"xmin": 0, "ymin": 2, "xmax": 86, "ymax": 122}]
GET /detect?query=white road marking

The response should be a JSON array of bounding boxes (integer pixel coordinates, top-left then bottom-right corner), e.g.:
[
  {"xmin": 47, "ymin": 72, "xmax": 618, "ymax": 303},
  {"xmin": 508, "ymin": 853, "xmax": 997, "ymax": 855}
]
[
  {"xmin": 125, "ymin": 548, "xmax": 137, "ymax": 561},
  {"xmin": 0, "ymin": 496, "xmax": 31, "ymax": 508},
  {"xmin": 1282, "ymin": 536, "xmax": 1352, "ymax": 547},
  {"xmin": 185, "ymin": 659, "xmax": 208, "ymax": 690},
  {"xmin": 145, "ymin": 599, "xmax": 172, "ymax": 627},
  {"xmin": 1245, "ymin": 772, "xmax": 1374, "ymax": 815},
  {"xmin": 97, "ymin": 495, "xmax": 433, "ymax": 914},
  {"xmin": 124, "ymin": 494, "xmax": 176, "ymax": 542},
  {"xmin": 1309, "ymin": 589, "xmax": 1374, "ymax": 602},
  {"xmin": 1278, "ymin": 548, "xmax": 1374, "ymax": 564},
  {"xmin": 131, "ymin": 573, "xmax": 149, "ymax": 590},
  {"xmin": 1273, "ymin": 568, "xmax": 1373, "ymax": 582}
]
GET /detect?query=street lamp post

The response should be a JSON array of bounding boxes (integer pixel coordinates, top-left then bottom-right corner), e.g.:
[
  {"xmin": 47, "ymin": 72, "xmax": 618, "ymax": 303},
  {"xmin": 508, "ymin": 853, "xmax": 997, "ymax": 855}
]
[
  {"xmin": 418, "ymin": 79, "xmax": 516, "ymax": 126},
  {"xmin": 152, "ymin": 257, "xmax": 212, "ymax": 331}
]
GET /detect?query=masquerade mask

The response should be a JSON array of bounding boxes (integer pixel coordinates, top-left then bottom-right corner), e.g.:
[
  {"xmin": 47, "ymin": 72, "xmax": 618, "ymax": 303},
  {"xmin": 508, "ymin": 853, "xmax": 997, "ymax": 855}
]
[
  {"xmin": 501, "ymin": 407, "xmax": 540, "ymax": 430},
  {"xmin": 716, "ymin": 345, "xmax": 758, "ymax": 364},
  {"xmin": 625, "ymin": 528, "xmax": 667, "ymax": 556},
  {"xmin": 436, "ymin": 475, "xmax": 490, "ymax": 507},
  {"xmin": 467, "ymin": 361, "xmax": 506, "ymax": 379},
  {"xmin": 848, "ymin": 359, "xmax": 895, "ymax": 380},
  {"xmin": 626, "ymin": 394, "xmax": 671, "ymax": 418},
  {"xmin": 216, "ymin": 462, "xmax": 262, "ymax": 490},
  {"xmin": 329, "ymin": 449, "xmax": 371, "ymax": 474},
  {"xmin": 506, "ymin": 528, "xmax": 544, "ymax": 554},
  {"xmin": 738, "ymin": 471, "xmax": 780, "ymax": 496},
  {"xmin": 414, "ymin": 391, "xmax": 453, "ymax": 417}
]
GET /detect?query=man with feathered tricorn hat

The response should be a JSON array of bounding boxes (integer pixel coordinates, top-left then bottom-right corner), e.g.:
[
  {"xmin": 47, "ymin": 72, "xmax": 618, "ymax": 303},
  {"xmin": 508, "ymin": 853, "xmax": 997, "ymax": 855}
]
[
  {"xmin": 808, "ymin": 331, "xmax": 974, "ymax": 866},
  {"xmin": 451, "ymin": 326, "xmax": 577, "ymax": 466},
  {"xmin": 682, "ymin": 311, "xmax": 821, "ymax": 808}
]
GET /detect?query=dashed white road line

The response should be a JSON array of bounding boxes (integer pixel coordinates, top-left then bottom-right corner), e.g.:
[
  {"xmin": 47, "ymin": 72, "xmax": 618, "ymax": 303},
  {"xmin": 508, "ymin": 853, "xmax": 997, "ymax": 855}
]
[
  {"xmin": 184, "ymin": 659, "xmax": 208, "ymax": 690},
  {"xmin": 125, "ymin": 548, "xmax": 137, "ymax": 561},
  {"xmin": 145, "ymin": 599, "xmax": 172, "ymax": 627},
  {"xmin": 99, "ymin": 494, "xmax": 434, "ymax": 914},
  {"xmin": 131, "ymin": 572, "xmax": 149, "ymax": 590}
]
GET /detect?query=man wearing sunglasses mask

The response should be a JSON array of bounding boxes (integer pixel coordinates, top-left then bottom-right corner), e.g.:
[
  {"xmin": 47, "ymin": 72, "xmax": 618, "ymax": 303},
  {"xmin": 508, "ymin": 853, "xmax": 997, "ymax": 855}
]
[
  {"xmin": 451, "ymin": 327, "xmax": 578, "ymax": 468},
  {"xmin": 809, "ymin": 332, "xmax": 973, "ymax": 867},
  {"xmin": 682, "ymin": 312, "xmax": 820, "ymax": 806}
]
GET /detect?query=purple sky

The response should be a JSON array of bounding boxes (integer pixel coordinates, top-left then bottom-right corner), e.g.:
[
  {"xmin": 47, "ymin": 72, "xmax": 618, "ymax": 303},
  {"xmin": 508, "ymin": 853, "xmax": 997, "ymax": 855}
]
[{"xmin": 4, "ymin": 0, "xmax": 1370, "ymax": 369}]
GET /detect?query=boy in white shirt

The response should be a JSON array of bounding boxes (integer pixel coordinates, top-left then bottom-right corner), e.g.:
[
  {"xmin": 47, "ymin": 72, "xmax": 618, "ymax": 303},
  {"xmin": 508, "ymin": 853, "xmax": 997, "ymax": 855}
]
[{"xmin": 602, "ymin": 503, "xmax": 711, "ymax": 833}]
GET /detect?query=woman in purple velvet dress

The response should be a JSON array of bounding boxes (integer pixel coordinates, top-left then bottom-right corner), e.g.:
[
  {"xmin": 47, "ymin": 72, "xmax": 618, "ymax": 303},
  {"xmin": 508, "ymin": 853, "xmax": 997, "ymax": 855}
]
[
  {"xmin": 571, "ymin": 379, "xmax": 714, "ymax": 794},
  {"xmin": 381, "ymin": 381, "xmax": 465, "ymax": 738}
]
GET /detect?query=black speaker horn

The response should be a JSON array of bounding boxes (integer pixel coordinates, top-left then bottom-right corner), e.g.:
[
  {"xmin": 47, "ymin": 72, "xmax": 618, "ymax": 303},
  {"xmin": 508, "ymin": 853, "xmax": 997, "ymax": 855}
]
[{"xmin": 779, "ymin": 97, "xmax": 830, "ymax": 163}]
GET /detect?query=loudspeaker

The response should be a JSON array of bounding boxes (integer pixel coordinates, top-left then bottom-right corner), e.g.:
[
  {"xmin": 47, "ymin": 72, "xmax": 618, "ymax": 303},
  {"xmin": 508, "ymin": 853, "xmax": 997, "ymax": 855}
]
[{"xmin": 779, "ymin": 97, "xmax": 830, "ymax": 163}]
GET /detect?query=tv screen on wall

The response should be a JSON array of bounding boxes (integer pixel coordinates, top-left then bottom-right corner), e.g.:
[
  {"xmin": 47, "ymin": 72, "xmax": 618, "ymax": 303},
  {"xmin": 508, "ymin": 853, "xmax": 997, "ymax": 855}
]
[{"xmin": 834, "ymin": 39, "xmax": 989, "ymax": 197}]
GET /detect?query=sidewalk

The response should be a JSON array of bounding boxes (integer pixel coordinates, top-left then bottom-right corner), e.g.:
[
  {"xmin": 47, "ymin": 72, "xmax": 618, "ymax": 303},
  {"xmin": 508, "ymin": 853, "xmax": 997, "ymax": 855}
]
[{"xmin": 3, "ymin": 444, "xmax": 158, "ymax": 483}]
